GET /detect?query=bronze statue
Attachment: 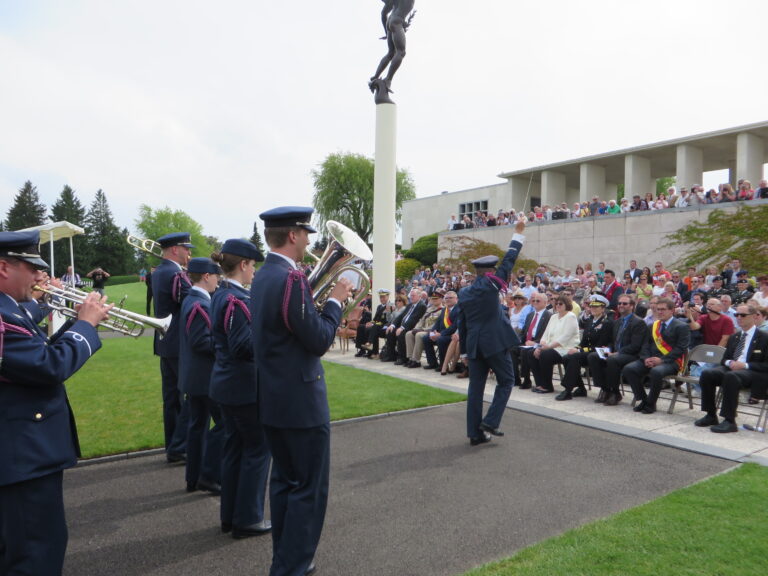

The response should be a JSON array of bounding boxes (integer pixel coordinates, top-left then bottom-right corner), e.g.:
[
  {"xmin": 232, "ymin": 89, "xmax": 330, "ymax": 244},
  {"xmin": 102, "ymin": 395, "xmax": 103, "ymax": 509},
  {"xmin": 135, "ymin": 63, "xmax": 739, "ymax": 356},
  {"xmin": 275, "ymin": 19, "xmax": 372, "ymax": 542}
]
[{"xmin": 369, "ymin": 0, "xmax": 415, "ymax": 102}]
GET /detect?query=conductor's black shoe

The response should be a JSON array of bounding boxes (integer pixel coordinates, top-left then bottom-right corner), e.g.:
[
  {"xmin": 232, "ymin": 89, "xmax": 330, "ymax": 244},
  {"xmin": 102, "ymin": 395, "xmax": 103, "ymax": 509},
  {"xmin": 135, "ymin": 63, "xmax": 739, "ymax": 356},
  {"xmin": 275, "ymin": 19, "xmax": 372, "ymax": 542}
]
[
  {"xmin": 305, "ymin": 560, "xmax": 317, "ymax": 575},
  {"xmin": 469, "ymin": 431, "xmax": 492, "ymax": 446},
  {"xmin": 710, "ymin": 420, "xmax": 737, "ymax": 433},
  {"xmin": 232, "ymin": 520, "xmax": 272, "ymax": 539},
  {"xmin": 166, "ymin": 452, "xmax": 186, "ymax": 464},
  {"xmin": 694, "ymin": 414, "xmax": 719, "ymax": 427},
  {"xmin": 196, "ymin": 479, "xmax": 222, "ymax": 495},
  {"xmin": 479, "ymin": 422, "xmax": 504, "ymax": 437}
]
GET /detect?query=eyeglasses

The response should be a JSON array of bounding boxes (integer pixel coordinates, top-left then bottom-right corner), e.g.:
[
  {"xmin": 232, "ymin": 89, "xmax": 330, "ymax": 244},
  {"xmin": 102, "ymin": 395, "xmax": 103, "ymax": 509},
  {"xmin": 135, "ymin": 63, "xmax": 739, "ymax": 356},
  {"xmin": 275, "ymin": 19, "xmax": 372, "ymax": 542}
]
[
  {"xmin": 734, "ymin": 313, "xmax": 751, "ymax": 318},
  {"xmin": 617, "ymin": 302, "xmax": 632, "ymax": 306},
  {"xmin": 555, "ymin": 302, "xmax": 565, "ymax": 307}
]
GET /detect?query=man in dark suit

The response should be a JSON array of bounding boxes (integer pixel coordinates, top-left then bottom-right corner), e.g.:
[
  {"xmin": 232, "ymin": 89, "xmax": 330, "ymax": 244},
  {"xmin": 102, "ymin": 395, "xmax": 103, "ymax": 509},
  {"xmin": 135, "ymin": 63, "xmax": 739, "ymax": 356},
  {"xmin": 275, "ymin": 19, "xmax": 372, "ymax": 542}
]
[
  {"xmin": 152, "ymin": 232, "xmax": 194, "ymax": 462},
  {"xmin": 515, "ymin": 293, "xmax": 552, "ymax": 389},
  {"xmin": 251, "ymin": 207, "xmax": 352, "ymax": 576},
  {"xmin": 0, "ymin": 231, "xmax": 110, "ymax": 575},
  {"xmin": 459, "ymin": 220, "xmax": 526, "ymax": 445},
  {"xmin": 622, "ymin": 297, "xmax": 690, "ymax": 414},
  {"xmin": 625, "ymin": 259, "xmax": 642, "ymax": 283},
  {"xmin": 695, "ymin": 303, "xmax": 768, "ymax": 433},
  {"xmin": 179, "ymin": 257, "xmax": 224, "ymax": 494},
  {"xmin": 384, "ymin": 289, "xmax": 426, "ymax": 365},
  {"xmin": 422, "ymin": 290, "xmax": 459, "ymax": 370},
  {"xmin": 360, "ymin": 289, "xmax": 393, "ymax": 357},
  {"xmin": 587, "ymin": 294, "xmax": 647, "ymax": 406}
]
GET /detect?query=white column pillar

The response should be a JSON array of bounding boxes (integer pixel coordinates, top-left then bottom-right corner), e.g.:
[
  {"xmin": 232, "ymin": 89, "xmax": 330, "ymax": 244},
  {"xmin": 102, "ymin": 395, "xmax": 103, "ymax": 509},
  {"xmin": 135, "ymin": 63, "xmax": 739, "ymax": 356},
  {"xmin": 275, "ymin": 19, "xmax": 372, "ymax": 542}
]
[
  {"xmin": 579, "ymin": 163, "xmax": 606, "ymax": 202},
  {"xmin": 728, "ymin": 159, "xmax": 737, "ymax": 189},
  {"xmin": 676, "ymin": 144, "xmax": 703, "ymax": 189},
  {"xmin": 373, "ymin": 103, "xmax": 397, "ymax": 296},
  {"xmin": 541, "ymin": 170, "xmax": 565, "ymax": 208},
  {"xmin": 605, "ymin": 182, "xmax": 618, "ymax": 199},
  {"xmin": 625, "ymin": 154, "xmax": 651, "ymax": 200},
  {"xmin": 736, "ymin": 132, "xmax": 765, "ymax": 186}
]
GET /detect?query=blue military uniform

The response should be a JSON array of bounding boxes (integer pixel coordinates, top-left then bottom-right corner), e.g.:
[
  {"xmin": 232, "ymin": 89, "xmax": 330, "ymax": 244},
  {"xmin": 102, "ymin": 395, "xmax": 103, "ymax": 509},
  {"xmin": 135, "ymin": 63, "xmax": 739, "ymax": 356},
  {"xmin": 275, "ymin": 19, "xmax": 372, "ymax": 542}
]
[
  {"xmin": 152, "ymin": 232, "xmax": 194, "ymax": 459},
  {"xmin": 251, "ymin": 207, "xmax": 341, "ymax": 576},
  {"xmin": 0, "ymin": 231, "xmax": 103, "ymax": 575},
  {"xmin": 179, "ymin": 258, "xmax": 224, "ymax": 493},
  {"xmin": 209, "ymin": 240, "xmax": 271, "ymax": 538},
  {"xmin": 459, "ymin": 237, "xmax": 525, "ymax": 443}
]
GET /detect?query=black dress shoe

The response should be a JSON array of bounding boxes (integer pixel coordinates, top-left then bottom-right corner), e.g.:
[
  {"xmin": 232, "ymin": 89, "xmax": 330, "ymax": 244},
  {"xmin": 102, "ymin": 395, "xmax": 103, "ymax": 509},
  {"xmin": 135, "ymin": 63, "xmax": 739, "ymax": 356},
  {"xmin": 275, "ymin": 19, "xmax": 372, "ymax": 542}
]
[
  {"xmin": 166, "ymin": 452, "xmax": 186, "ymax": 464},
  {"xmin": 232, "ymin": 520, "xmax": 272, "ymax": 539},
  {"xmin": 469, "ymin": 431, "xmax": 492, "ymax": 446},
  {"xmin": 406, "ymin": 360, "xmax": 420, "ymax": 368},
  {"xmin": 305, "ymin": 561, "xmax": 317, "ymax": 575},
  {"xmin": 394, "ymin": 358, "xmax": 406, "ymax": 366},
  {"xmin": 555, "ymin": 390, "xmax": 572, "ymax": 401},
  {"xmin": 186, "ymin": 482, "xmax": 197, "ymax": 493},
  {"xmin": 354, "ymin": 349, "xmax": 366, "ymax": 357},
  {"xmin": 604, "ymin": 393, "xmax": 620, "ymax": 406},
  {"xmin": 479, "ymin": 422, "xmax": 504, "ymax": 436},
  {"xmin": 518, "ymin": 382, "xmax": 532, "ymax": 389},
  {"xmin": 594, "ymin": 390, "xmax": 606, "ymax": 403},
  {"xmin": 572, "ymin": 387, "xmax": 587, "ymax": 398},
  {"xmin": 221, "ymin": 522, "xmax": 232, "ymax": 533},
  {"xmin": 632, "ymin": 401, "xmax": 646, "ymax": 412},
  {"xmin": 710, "ymin": 420, "xmax": 737, "ymax": 433},
  {"xmin": 640, "ymin": 404, "xmax": 656, "ymax": 414},
  {"xmin": 423, "ymin": 363, "xmax": 438, "ymax": 370},
  {"xmin": 196, "ymin": 479, "xmax": 222, "ymax": 495},
  {"xmin": 694, "ymin": 414, "xmax": 719, "ymax": 427}
]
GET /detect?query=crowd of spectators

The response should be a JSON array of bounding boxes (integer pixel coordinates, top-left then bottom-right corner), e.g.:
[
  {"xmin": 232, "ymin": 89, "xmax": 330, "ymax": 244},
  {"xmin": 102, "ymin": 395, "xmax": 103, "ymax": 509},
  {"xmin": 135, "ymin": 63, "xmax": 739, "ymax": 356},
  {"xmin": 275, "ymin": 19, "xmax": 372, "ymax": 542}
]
[{"xmin": 447, "ymin": 178, "xmax": 768, "ymax": 231}]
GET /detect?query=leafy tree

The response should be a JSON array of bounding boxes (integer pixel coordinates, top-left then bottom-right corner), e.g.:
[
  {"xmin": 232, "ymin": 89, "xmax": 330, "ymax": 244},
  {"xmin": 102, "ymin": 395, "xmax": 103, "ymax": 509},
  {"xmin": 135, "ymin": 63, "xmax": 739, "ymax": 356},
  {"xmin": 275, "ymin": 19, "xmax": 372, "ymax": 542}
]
[
  {"xmin": 439, "ymin": 235, "xmax": 506, "ymax": 270},
  {"xmin": 6, "ymin": 180, "xmax": 47, "ymax": 230},
  {"xmin": 250, "ymin": 221, "xmax": 265, "ymax": 254},
  {"xmin": 204, "ymin": 236, "xmax": 222, "ymax": 253},
  {"xmin": 666, "ymin": 204, "xmax": 768, "ymax": 274},
  {"xmin": 404, "ymin": 233, "xmax": 438, "ymax": 266},
  {"xmin": 83, "ymin": 190, "xmax": 135, "ymax": 274},
  {"xmin": 311, "ymin": 152, "xmax": 416, "ymax": 243},
  {"xmin": 134, "ymin": 205, "xmax": 217, "ymax": 259},
  {"xmin": 49, "ymin": 185, "xmax": 88, "ymax": 273},
  {"xmin": 656, "ymin": 176, "xmax": 676, "ymax": 197},
  {"xmin": 395, "ymin": 258, "xmax": 421, "ymax": 283}
]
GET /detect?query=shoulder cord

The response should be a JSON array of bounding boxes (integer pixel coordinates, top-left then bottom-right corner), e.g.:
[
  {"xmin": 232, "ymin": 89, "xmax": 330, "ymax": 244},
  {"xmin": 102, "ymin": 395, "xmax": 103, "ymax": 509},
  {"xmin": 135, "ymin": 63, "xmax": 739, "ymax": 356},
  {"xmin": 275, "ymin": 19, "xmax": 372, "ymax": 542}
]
[
  {"xmin": 282, "ymin": 269, "xmax": 307, "ymax": 333},
  {"xmin": 224, "ymin": 294, "xmax": 251, "ymax": 334}
]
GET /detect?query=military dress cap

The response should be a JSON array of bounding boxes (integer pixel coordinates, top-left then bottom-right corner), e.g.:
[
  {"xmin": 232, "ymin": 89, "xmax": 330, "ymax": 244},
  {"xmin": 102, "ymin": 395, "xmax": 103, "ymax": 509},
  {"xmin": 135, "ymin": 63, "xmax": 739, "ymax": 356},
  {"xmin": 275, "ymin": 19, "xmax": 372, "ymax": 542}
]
[
  {"xmin": 221, "ymin": 238, "xmax": 263, "ymax": 261},
  {"xmin": 430, "ymin": 288, "xmax": 446, "ymax": 299},
  {"xmin": 0, "ymin": 230, "xmax": 48, "ymax": 269},
  {"xmin": 712, "ymin": 276, "xmax": 723, "ymax": 282},
  {"xmin": 259, "ymin": 206, "xmax": 317, "ymax": 233},
  {"xmin": 157, "ymin": 232, "xmax": 195, "ymax": 249},
  {"xmin": 589, "ymin": 294, "xmax": 610, "ymax": 307},
  {"xmin": 377, "ymin": 288, "xmax": 390, "ymax": 295},
  {"xmin": 187, "ymin": 257, "xmax": 222, "ymax": 275},
  {"xmin": 471, "ymin": 255, "xmax": 499, "ymax": 269}
]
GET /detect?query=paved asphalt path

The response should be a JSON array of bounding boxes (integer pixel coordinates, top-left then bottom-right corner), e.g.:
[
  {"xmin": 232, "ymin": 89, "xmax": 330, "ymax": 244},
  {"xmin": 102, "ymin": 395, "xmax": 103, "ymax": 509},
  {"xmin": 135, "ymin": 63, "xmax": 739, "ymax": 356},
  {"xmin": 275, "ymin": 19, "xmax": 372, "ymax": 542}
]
[{"xmin": 63, "ymin": 403, "xmax": 733, "ymax": 576}]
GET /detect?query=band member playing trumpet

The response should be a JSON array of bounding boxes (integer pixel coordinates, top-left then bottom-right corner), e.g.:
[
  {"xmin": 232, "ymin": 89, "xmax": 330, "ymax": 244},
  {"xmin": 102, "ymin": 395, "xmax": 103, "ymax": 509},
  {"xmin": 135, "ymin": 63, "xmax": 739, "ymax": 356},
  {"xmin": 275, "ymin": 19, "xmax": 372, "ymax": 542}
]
[
  {"xmin": 0, "ymin": 230, "xmax": 111, "ymax": 575},
  {"xmin": 180, "ymin": 258, "xmax": 224, "ymax": 495},
  {"xmin": 210, "ymin": 239, "xmax": 272, "ymax": 539},
  {"xmin": 152, "ymin": 232, "xmax": 194, "ymax": 463},
  {"xmin": 251, "ymin": 207, "xmax": 353, "ymax": 576}
]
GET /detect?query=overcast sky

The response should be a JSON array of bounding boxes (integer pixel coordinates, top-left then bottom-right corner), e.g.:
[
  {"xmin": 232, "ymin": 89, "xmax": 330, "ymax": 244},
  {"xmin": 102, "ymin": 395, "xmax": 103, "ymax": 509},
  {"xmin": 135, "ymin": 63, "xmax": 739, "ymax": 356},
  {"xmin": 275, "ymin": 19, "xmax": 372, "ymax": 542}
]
[{"xmin": 2, "ymin": 0, "xmax": 767, "ymax": 242}]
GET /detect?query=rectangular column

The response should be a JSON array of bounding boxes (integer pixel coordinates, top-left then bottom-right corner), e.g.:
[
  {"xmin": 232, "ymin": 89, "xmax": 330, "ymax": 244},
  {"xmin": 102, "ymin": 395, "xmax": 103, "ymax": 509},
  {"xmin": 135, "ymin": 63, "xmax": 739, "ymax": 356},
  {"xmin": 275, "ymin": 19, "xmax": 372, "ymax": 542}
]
[
  {"xmin": 736, "ymin": 132, "xmax": 765, "ymax": 186},
  {"xmin": 676, "ymin": 144, "xmax": 703, "ymax": 190},
  {"xmin": 541, "ymin": 170, "xmax": 565, "ymax": 208},
  {"xmin": 579, "ymin": 163, "xmax": 606, "ymax": 203},
  {"xmin": 625, "ymin": 154, "xmax": 651, "ymax": 200}
]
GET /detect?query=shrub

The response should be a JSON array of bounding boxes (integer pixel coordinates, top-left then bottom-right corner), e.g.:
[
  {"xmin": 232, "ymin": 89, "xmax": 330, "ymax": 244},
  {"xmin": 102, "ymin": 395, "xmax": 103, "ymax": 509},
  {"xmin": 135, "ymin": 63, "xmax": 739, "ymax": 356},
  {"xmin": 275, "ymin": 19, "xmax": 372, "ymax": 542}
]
[
  {"xmin": 404, "ymin": 233, "xmax": 438, "ymax": 266},
  {"xmin": 395, "ymin": 258, "xmax": 421, "ymax": 282}
]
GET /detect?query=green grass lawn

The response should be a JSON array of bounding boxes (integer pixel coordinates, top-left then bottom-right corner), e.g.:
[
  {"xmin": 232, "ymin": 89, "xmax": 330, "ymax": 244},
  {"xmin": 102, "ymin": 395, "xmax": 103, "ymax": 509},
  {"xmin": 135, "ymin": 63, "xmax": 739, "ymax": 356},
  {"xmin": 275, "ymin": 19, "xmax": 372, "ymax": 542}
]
[
  {"xmin": 463, "ymin": 462, "xmax": 768, "ymax": 576},
  {"xmin": 104, "ymin": 281, "xmax": 151, "ymax": 317},
  {"xmin": 66, "ymin": 336, "xmax": 465, "ymax": 458}
]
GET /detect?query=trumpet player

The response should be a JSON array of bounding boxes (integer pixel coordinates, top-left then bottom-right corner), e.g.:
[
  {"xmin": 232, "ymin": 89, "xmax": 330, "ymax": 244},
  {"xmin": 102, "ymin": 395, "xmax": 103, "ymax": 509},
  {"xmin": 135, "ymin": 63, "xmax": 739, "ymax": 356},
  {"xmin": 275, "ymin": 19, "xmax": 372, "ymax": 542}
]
[
  {"xmin": 251, "ymin": 207, "xmax": 353, "ymax": 576},
  {"xmin": 0, "ymin": 230, "xmax": 112, "ymax": 575},
  {"xmin": 152, "ymin": 232, "xmax": 194, "ymax": 463}
]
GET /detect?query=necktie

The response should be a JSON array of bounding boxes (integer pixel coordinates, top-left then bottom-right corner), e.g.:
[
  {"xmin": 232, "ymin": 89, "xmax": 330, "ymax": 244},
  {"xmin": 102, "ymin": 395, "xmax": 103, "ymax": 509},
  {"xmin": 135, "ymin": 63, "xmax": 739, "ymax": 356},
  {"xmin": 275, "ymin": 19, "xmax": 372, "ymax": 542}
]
[
  {"xmin": 734, "ymin": 332, "xmax": 746, "ymax": 361},
  {"xmin": 615, "ymin": 316, "xmax": 629, "ymax": 352},
  {"xmin": 527, "ymin": 312, "xmax": 539, "ymax": 341},
  {"xmin": 660, "ymin": 321, "xmax": 666, "ymax": 337}
]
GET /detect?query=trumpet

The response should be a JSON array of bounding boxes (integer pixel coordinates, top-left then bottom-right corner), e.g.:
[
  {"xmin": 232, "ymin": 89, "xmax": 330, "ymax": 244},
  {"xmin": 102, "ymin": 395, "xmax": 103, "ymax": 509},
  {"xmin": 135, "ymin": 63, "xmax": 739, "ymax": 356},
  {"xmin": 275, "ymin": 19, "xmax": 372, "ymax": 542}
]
[
  {"xmin": 126, "ymin": 234, "xmax": 163, "ymax": 258},
  {"xmin": 307, "ymin": 221, "xmax": 372, "ymax": 318},
  {"xmin": 34, "ymin": 284, "xmax": 172, "ymax": 338}
]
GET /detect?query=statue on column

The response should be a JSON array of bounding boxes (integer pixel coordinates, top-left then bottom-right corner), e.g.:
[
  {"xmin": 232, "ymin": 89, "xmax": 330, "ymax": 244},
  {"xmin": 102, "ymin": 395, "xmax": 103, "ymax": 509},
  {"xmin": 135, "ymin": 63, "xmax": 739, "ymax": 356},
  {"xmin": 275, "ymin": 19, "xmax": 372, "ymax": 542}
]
[{"xmin": 369, "ymin": 0, "xmax": 416, "ymax": 104}]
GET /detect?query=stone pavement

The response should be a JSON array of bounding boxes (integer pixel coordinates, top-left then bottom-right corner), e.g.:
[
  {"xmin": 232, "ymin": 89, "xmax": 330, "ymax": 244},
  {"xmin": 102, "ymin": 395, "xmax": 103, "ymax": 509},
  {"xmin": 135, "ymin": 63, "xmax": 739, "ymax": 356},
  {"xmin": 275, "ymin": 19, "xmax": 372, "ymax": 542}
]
[
  {"xmin": 325, "ymin": 347, "xmax": 768, "ymax": 466},
  {"xmin": 65, "ymin": 404, "xmax": 732, "ymax": 576}
]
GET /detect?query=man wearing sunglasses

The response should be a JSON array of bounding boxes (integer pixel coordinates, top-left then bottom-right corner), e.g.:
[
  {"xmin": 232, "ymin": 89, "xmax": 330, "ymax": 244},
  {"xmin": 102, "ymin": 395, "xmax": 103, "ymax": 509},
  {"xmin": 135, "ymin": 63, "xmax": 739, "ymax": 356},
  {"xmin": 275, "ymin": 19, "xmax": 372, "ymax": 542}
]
[{"xmin": 695, "ymin": 304, "xmax": 768, "ymax": 433}]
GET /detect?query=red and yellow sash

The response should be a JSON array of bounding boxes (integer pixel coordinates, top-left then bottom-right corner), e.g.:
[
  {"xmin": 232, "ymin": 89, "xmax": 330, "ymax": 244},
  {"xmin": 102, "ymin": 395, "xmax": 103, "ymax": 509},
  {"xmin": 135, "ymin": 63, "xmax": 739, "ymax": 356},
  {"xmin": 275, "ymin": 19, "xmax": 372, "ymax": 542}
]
[
  {"xmin": 443, "ymin": 307, "xmax": 452, "ymax": 329},
  {"xmin": 651, "ymin": 320, "xmax": 683, "ymax": 370}
]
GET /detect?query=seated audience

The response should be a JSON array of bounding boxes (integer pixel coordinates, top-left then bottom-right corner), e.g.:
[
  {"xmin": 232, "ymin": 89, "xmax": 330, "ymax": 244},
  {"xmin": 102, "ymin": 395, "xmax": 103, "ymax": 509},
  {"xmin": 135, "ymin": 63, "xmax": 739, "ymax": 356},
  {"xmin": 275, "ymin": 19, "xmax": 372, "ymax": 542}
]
[
  {"xmin": 515, "ymin": 294, "xmax": 552, "ymax": 389},
  {"xmin": 403, "ymin": 290, "xmax": 444, "ymax": 368},
  {"xmin": 528, "ymin": 295, "xmax": 580, "ymax": 393}
]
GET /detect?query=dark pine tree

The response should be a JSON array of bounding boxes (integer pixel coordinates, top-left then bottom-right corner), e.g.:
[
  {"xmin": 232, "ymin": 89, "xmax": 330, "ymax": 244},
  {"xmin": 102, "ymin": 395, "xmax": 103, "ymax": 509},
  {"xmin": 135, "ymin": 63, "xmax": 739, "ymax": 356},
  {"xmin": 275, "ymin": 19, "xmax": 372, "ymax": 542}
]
[
  {"xmin": 250, "ymin": 221, "xmax": 265, "ymax": 254},
  {"xmin": 6, "ymin": 180, "xmax": 47, "ymax": 230},
  {"xmin": 83, "ymin": 190, "xmax": 135, "ymax": 275},
  {"xmin": 49, "ymin": 185, "xmax": 88, "ymax": 275}
]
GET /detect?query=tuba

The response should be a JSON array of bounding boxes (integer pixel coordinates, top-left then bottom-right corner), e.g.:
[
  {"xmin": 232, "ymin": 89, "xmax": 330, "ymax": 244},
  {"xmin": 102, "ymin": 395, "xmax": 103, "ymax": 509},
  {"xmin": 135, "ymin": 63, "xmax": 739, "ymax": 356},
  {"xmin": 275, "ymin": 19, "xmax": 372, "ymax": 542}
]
[
  {"xmin": 307, "ymin": 221, "xmax": 372, "ymax": 318},
  {"xmin": 126, "ymin": 234, "xmax": 163, "ymax": 258},
  {"xmin": 34, "ymin": 284, "xmax": 172, "ymax": 338}
]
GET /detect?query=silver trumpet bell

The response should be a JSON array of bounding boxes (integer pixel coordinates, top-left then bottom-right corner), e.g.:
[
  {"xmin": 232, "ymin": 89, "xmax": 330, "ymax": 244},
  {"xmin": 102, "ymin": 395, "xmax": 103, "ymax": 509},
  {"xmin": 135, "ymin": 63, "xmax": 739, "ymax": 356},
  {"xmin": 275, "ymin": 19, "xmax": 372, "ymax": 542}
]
[
  {"xmin": 306, "ymin": 221, "xmax": 372, "ymax": 318},
  {"xmin": 34, "ymin": 284, "xmax": 172, "ymax": 338}
]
